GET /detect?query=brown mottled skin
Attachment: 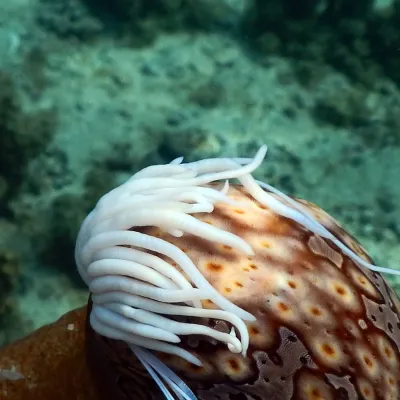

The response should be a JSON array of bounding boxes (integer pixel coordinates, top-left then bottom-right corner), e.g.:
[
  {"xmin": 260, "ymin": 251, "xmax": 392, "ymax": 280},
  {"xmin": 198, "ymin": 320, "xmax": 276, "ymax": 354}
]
[
  {"xmin": 1, "ymin": 185, "xmax": 399, "ymax": 400},
  {"xmin": 86, "ymin": 185, "xmax": 400, "ymax": 400}
]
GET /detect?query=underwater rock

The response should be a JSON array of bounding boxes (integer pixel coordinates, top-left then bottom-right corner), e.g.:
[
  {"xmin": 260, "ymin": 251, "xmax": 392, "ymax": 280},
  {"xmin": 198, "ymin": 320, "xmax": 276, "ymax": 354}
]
[
  {"xmin": 36, "ymin": 0, "xmax": 104, "ymax": 40},
  {"xmin": 0, "ymin": 248, "xmax": 20, "ymax": 338},
  {"xmin": 82, "ymin": 0, "xmax": 239, "ymax": 45},
  {"xmin": 241, "ymin": 0, "xmax": 400, "ymax": 87},
  {"xmin": 0, "ymin": 71, "xmax": 57, "ymax": 215}
]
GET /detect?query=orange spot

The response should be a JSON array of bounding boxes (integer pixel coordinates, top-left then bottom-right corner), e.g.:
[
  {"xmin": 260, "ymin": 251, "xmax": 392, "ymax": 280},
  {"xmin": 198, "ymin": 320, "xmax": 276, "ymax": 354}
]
[
  {"xmin": 278, "ymin": 302, "xmax": 290, "ymax": 312},
  {"xmin": 207, "ymin": 262, "xmax": 223, "ymax": 272},
  {"xmin": 311, "ymin": 388, "xmax": 322, "ymax": 399},
  {"xmin": 363, "ymin": 388, "xmax": 371, "ymax": 396},
  {"xmin": 250, "ymin": 327, "xmax": 259, "ymax": 335},
  {"xmin": 261, "ymin": 241, "xmax": 271, "ymax": 248},
  {"xmin": 363, "ymin": 356, "xmax": 373, "ymax": 368},
  {"xmin": 242, "ymin": 267, "xmax": 250, "ymax": 272},
  {"xmin": 234, "ymin": 209, "xmax": 245, "ymax": 215},
  {"xmin": 322, "ymin": 344, "xmax": 336, "ymax": 357},
  {"xmin": 388, "ymin": 376, "xmax": 395, "ymax": 386},
  {"xmin": 234, "ymin": 281, "xmax": 243, "ymax": 288},
  {"xmin": 384, "ymin": 347, "xmax": 392, "ymax": 359},
  {"xmin": 223, "ymin": 245, "xmax": 232, "ymax": 250},
  {"xmin": 225, "ymin": 287, "xmax": 232, "ymax": 293},
  {"xmin": 358, "ymin": 277, "xmax": 366, "ymax": 285},
  {"xmin": 250, "ymin": 264, "xmax": 258, "ymax": 270},
  {"xmin": 288, "ymin": 280, "xmax": 297, "ymax": 289},
  {"xmin": 228, "ymin": 359, "xmax": 239, "ymax": 371},
  {"xmin": 335, "ymin": 285, "xmax": 347, "ymax": 296},
  {"xmin": 310, "ymin": 307, "xmax": 322, "ymax": 316}
]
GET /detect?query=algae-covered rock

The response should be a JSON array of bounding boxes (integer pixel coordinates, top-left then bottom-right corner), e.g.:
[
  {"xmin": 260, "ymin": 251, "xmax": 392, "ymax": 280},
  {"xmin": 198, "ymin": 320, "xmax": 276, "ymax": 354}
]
[
  {"xmin": 0, "ymin": 237, "xmax": 22, "ymax": 346},
  {"xmin": 312, "ymin": 79, "xmax": 400, "ymax": 148},
  {"xmin": 0, "ymin": 71, "xmax": 58, "ymax": 214},
  {"xmin": 0, "ymin": 249, "xmax": 19, "ymax": 320},
  {"xmin": 82, "ymin": 0, "xmax": 236, "ymax": 45},
  {"xmin": 39, "ymin": 194, "xmax": 88, "ymax": 286},
  {"xmin": 188, "ymin": 81, "xmax": 225, "ymax": 109},
  {"xmin": 36, "ymin": 0, "xmax": 104, "ymax": 40},
  {"xmin": 242, "ymin": 0, "xmax": 400, "ymax": 86}
]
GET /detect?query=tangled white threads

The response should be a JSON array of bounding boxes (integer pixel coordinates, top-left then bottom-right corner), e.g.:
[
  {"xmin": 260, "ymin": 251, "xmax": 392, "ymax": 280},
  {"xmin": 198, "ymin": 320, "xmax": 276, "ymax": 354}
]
[{"xmin": 75, "ymin": 144, "xmax": 400, "ymax": 400}]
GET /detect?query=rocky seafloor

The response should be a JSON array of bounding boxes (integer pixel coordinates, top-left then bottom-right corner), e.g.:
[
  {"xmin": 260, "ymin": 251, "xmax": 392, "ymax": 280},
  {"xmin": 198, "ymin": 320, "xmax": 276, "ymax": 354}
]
[{"xmin": 0, "ymin": 0, "xmax": 400, "ymax": 346}]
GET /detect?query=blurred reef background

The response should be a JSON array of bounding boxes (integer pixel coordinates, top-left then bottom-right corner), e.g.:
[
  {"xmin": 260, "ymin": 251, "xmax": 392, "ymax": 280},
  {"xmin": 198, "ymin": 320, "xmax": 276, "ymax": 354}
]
[{"xmin": 0, "ymin": 0, "xmax": 400, "ymax": 347}]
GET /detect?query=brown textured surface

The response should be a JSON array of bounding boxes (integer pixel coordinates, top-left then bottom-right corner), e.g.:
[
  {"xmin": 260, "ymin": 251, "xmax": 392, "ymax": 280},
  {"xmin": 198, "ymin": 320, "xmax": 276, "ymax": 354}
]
[
  {"xmin": 0, "ymin": 305, "xmax": 101, "ymax": 400},
  {"xmin": 87, "ymin": 184, "xmax": 400, "ymax": 400}
]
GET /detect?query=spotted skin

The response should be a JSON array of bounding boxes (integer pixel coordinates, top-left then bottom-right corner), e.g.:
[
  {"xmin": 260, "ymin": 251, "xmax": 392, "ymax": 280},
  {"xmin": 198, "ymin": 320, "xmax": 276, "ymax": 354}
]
[{"xmin": 86, "ymin": 185, "xmax": 400, "ymax": 400}]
